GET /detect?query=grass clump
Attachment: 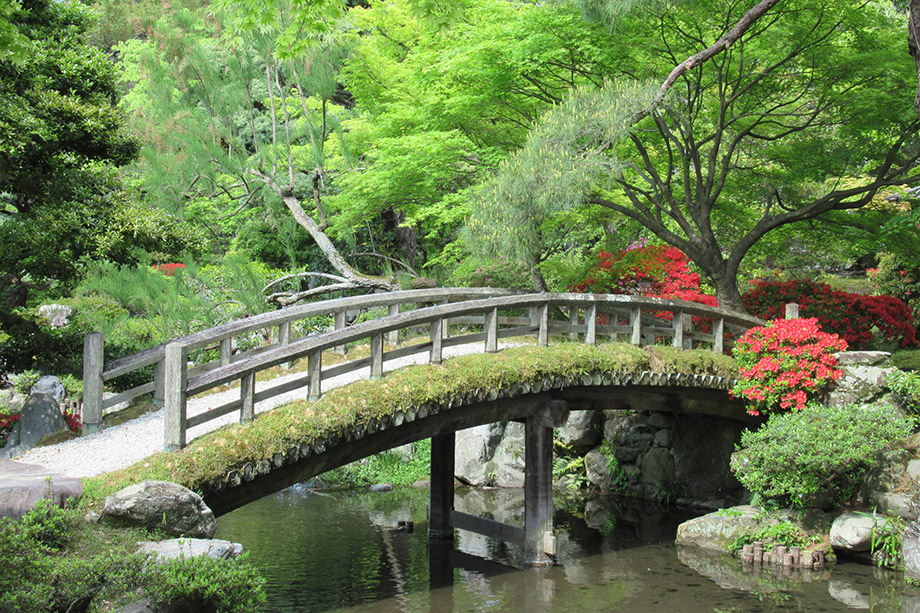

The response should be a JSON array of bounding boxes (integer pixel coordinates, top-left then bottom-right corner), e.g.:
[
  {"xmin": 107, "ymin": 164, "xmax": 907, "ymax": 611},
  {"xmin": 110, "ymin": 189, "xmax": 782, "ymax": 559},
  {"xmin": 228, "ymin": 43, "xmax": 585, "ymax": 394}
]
[{"xmin": 83, "ymin": 342, "xmax": 739, "ymax": 506}]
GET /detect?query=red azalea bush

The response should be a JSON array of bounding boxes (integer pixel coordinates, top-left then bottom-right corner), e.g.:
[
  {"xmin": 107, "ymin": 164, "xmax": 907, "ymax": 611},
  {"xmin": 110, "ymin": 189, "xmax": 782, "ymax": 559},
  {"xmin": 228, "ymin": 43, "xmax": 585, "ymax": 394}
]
[
  {"xmin": 730, "ymin": 317, "xmax": 847, "ymax": 415},
  {"xmin": 152, "ymin": 263, "xmax": 186, "ymax": 276},
  {"xmin": 570, "ymin": 244, "xmax": 718, "ymax": 332},
  {"xmin": 0, "ymin": 411, "xmax": 20, "ymax": 447},
  {"xmin": 571, "ymin": 244, "xmax": 717, "ymax": 304},
  {"xmin": 742, "ymin": 279, "xmax": 917, "ymax": 349}
]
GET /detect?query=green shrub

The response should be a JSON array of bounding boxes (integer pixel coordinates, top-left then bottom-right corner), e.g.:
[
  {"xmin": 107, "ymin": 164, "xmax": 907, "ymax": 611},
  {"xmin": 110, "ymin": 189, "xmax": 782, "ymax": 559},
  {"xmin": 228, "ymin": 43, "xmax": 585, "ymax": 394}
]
[
  {"xmin": 145, "ymin": 553, "xmax": 266, "ymax": 613},
  {"xmin": 887, "ymin": 369, "xmax": 920, "ymax": 415},
  {"xmin": 731, "ymin": 403, "xmax": 912, "ymax": 508},
  {"xmin": 18, "ymin": 497, "xmax": 77, "ymax": 550}
]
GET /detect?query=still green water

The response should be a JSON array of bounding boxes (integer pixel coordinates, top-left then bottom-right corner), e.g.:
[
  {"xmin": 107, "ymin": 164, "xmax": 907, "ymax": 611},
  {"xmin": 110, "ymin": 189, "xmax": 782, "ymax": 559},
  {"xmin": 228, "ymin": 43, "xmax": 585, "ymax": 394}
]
[{"xmin": 214, "ymin": 485, "xmax": 917, "ymax": 612}]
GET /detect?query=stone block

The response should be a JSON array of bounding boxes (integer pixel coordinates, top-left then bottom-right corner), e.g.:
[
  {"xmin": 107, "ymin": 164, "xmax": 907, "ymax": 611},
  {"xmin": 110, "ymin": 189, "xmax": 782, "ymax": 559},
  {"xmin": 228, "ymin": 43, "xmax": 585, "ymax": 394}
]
[
  {"xmin": 648, "ymin": 412, "xmax": 676, "ymax": 429},
  {"xmin": 837, "ymin": 351, "xmax": 891, "ymax": 366},
  {"xmin": 556, "ymin": 410, "xmax": 601, "ymax": 452},
  {"xmin": 829, "ymin": 511, "xmax": 885, "ymax": 552},
  {"xmin": 640, "ymin": 447, "xmax": 675, "ymax": 485},
  {"xmin": 138, "ymin": 538, "xmax": 243, "ymax": 562},
  {"xmin": 0, "ymin": 393, "xmax": 67, "ymax": 459},
  {"xmin": 653, "ymin": 428, "xmax": 672, "ymax": 447}
]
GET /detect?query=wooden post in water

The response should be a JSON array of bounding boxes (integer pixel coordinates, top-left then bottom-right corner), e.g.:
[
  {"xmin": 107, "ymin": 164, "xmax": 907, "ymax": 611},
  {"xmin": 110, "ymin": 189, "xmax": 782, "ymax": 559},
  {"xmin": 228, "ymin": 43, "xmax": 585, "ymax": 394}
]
[
  {"xmin": 428, "ymin": 432, "xmax": 455, "ymax": 540},
  {"xmin": 524, "ymin": 414, "xmax": 554, "ymax": 567},
  {"xmin": 82, "ymin": 332, "xmax": 104, "ymax": 435}
]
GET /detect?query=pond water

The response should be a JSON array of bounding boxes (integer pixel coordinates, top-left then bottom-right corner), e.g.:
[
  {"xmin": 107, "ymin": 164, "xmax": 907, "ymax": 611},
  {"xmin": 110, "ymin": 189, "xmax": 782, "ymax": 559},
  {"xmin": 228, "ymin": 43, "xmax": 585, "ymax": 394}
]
[{"xmin": 215, "ymin": 485, "xmax": 918, "ymax": 612}]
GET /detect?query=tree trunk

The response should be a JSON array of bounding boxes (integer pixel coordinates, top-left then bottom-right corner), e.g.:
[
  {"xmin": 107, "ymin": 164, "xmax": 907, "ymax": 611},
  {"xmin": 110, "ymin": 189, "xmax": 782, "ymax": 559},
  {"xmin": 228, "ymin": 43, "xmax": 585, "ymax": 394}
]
[
  {"xmin": 909, "ymin": 0, "xmax": 920, "ymax": 118},
  {"xmin": 711, "ymin": 272, "xmax": 748, "ymax": 314},
  {"xmin": 255, "ymin": 172, "xmax": 399, "ymax": 294}
]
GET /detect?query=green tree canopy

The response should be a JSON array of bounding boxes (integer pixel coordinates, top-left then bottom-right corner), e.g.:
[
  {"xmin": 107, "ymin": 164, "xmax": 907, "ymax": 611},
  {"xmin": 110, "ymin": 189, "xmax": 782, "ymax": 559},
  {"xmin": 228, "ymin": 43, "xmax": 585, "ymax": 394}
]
[
  {"xmin": 0, "ymin": 0, "xmax": 195, "ymax": 371},
  {"xmin": 473, "ymin": 0, "xmax": 920, "ymax": 309}
]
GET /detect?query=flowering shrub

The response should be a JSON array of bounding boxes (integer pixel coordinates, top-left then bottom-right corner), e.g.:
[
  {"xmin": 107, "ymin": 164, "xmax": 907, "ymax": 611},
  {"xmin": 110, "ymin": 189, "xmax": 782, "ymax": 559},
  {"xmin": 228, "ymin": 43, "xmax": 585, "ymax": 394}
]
[
  {"xmin": 0, "ymin": 409, "xmax": 19, "ymax": 448},
  {"xmin": 869, "ymin": 253, "xmax": 920, "ymax": 327},
  {"xmin": 570, "ymin": 244, "xmax": 718, "ymax": 334},
  {"xmin": 152, "ymin": 263, "xmax": 186, "ymax": 276},
  {"xmin": 743, "ymin": 279, "xmax": 917, "ymax": 349},
  {"xmin": 730, "ymin": 318, "xmax": 847, "ymax": 415}
]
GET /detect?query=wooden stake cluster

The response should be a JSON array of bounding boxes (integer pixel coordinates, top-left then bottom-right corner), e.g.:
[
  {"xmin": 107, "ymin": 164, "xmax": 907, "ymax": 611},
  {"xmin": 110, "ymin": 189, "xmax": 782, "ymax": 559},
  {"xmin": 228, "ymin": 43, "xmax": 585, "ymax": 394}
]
[{"xmin": 741, "ymin": 542, "xmax": 825, "ymax": 569}]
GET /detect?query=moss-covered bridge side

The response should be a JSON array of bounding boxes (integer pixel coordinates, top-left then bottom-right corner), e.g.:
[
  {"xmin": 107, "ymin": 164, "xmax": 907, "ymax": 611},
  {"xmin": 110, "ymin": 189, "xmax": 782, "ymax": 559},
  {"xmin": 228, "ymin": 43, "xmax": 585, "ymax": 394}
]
[{"xmin": 83, "ymin": 343, "xmax": 750, "ymax": 514}]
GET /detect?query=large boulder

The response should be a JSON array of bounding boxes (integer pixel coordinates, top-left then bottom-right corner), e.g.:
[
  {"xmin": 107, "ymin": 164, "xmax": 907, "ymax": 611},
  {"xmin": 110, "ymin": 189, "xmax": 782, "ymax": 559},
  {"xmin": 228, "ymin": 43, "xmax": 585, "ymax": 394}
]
[
  {"xmin": 101, "ymin": 480, "xmax": 217, "ymax": 538},
  {"xmin": 0, "ymin": 393, "xmax": 67, "ymax": 459},
  {"xmin": 676, "ymin": 505, "xmax": 833, "ymax": 554},
  {"xmin": 0, "ymin": 460, "xmax": 83, "ymax": 519},
  {"xmin": 829, "ymin": 511, "xmax": 887, "ymax": 552},
  {"xmin": 675, "ymin": 505, "xmax": 763, "ymax": 552}
]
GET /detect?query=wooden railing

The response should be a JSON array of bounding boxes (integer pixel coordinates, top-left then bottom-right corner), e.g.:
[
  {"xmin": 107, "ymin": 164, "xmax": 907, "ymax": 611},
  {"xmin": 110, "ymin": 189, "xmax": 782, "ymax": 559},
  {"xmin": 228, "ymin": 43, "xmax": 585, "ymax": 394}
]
[
  {"xmin": 153, "ymin": 292, "xmax": 763, "ymax": 450},
  {"xmin": 81, "ymin": 288, "xmax": 518, "ymax": 434}
]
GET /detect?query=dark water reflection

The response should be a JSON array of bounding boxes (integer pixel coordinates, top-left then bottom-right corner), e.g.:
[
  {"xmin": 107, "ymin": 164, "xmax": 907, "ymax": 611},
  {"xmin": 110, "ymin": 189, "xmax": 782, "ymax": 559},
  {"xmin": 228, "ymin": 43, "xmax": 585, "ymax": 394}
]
[{"xmin": 214, "ymin": 486, "xmax": 918, "ymax": 612}]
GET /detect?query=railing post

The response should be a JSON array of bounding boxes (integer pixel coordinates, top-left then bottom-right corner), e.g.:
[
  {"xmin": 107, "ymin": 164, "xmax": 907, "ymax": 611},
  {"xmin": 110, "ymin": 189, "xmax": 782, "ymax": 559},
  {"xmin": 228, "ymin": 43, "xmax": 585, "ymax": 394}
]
[
  {"xmin": 785, "ymin": 303, "xmax": 800, "ymax": 319},
  {"xmin": 334, "ymin": 311, "xmax": 346, "ymax": 355},
  {"xmin": 219, "ymin": 337, "xmax": 232, "ymax": 366},
  {"xmin": 568, "ymin": 306, "xmax": 579, "ymax": 341},
  {"xmin": 672, "ymin": 310, "xmax": 684, "ymax": 348},
  {"xmin": 164, "ymin": 342, "xmax": 188, "ymax": 451},
  {"xmin": 387, "ymin": 304, "xmax": 399, "ymax": 346},
  {"xmin": 585, "ymin": 304, "xmax": 597, "ymax": 345},
  {"xmin": 630, "ymin": 307, "xmax": 641, "ymax": 345},
  {"xmin": 307, "ymin": 351, "xmax": 322, "ymax": 400},
  {"xmin": 440, "ymin": 300, "xmax": 451, "ymax": 339},
  {"xmin": 430, "ymin": 319, "xmax": 443, "ymax": 365},
  {"xmin": 713, "ymin": 317, "xmax": 725, "ymax": 354},
  {"xmin": 485, "ymin": 308, "xmax": 498, "ymax": 353},
  {"xmin": 370, "ymin": 333, "xmax": 384, "ymax": 379},
  {"xmin": 82, "ymin": 332, "xmax": 104, "ymax": 435},
  {"xmin": 153, "ymin": 359, "xmax": 165, "ymax": 408},
  {"xmin": 537, "ymin": 303, "xmax": 549, "ymax": 347},
  {"xmin": 279, "ymin": 320, "xmax": 292, "ymax": 369},
  {"xmin": 240, "ymin": 371, "xmax": 255, "ymax": 423}
]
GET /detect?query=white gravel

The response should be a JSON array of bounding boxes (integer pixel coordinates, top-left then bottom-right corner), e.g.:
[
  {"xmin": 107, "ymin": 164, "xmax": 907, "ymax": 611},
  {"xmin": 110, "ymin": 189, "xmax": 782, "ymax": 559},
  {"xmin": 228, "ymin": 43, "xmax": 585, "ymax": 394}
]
[{"xmin": 14, "ymin": 342, "xmax": 507, "ymax": 478}]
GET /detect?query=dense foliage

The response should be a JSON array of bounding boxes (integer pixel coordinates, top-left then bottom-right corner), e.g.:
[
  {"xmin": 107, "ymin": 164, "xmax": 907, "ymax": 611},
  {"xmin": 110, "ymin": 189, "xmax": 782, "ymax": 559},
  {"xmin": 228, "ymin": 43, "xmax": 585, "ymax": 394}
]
[
  {"xmin": 731, "ymin": 403, "xmax": 912, "ymax": 507},
  {"xmin": 743, "ymin": 279, "xmax": 918, "ymax": 349},
  {"xmin": 0, "ymin": 498, "xmax": 266, "ymax": 612}
]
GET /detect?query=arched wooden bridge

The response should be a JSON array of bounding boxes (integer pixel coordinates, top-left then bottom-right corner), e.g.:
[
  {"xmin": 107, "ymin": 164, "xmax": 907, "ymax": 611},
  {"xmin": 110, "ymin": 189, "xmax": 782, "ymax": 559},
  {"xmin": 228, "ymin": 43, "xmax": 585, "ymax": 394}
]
[{"xmin": 83, "ymin": 289, "xmax": 764, "ymax": 565}]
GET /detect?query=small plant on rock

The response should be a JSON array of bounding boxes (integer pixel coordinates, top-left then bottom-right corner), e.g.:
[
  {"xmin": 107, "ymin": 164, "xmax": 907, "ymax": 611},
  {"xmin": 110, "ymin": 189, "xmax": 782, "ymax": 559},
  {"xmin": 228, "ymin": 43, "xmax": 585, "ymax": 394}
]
[{"xmin": 730, "ymin": 317, "xmax": 847, "ymax": 415}]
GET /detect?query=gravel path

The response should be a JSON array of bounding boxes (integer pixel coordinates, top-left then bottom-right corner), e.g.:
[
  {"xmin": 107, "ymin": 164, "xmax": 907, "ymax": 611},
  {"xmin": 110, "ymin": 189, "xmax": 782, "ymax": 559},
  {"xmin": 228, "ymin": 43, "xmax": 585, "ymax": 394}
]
[{"xmin": 15, "ymin": 342, "xmax": 503, "ymax": 478}]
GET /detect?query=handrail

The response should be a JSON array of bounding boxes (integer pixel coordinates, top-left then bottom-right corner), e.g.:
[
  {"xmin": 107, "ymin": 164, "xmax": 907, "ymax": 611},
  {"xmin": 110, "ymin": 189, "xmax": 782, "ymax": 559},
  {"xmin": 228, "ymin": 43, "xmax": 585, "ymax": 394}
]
[
  {"xmin": 160, "ymin": 292, "xmax": 764, "ymax": 449},
  {"xmin": 81, "ymin": 287, "xmax": 519, "ymax": 433}
]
